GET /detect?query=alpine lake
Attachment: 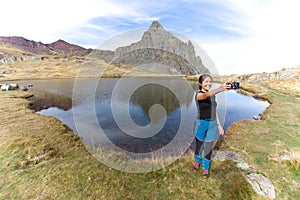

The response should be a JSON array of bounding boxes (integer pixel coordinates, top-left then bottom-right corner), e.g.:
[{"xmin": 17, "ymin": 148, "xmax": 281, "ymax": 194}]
[{"xmin": 17, "ymin": 78, "xmax": 270, "ymax": 154}]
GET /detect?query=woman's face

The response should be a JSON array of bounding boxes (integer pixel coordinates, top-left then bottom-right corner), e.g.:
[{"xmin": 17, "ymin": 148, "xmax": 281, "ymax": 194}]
[{"xmin": 200, "ymin": 76, "xmax": 212, "ymax": 91}]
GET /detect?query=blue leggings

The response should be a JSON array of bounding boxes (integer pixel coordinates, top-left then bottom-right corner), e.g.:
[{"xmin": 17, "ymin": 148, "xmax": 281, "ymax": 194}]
[{"xmin": 194, "ymin": 119, "xmax": 220, "ymax": 170}]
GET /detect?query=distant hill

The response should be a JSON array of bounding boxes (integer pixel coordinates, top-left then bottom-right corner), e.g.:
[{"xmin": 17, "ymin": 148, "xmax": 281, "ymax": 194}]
[
  {"xmin": 0, "ymin": 36, "xmax": 53, "ymax": 57},
  {"xmin": 0, "ymin": 36, "xmax": 114, "ymax": 60}
]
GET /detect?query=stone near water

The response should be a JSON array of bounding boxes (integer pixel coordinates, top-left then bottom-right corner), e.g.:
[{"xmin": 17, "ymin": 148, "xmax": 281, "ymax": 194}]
[
  {"xmin": 19, "ymin": 85, "xmax": 28, "ymax": 91},
  {"xmin": 10, "ymin": 83, "xmax": 18, "ymax": 88},
  {"xmin": 253, "ymin": 115, "xmax": 259, "ymax": 120},
  {"xmin": 0, "ymin": 83, "xmax": 21, "ymax": 91},
  {"xmin": 0, "ymin": 85, "xmax": 4, "ymax": 91},
  {"xmin": 0, "ymin": 83, "xmax": 13, "ymax": 91}
]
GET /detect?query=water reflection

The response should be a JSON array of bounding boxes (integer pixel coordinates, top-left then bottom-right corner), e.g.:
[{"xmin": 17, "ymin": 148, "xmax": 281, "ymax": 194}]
[{"xmin": 93, "ymin": 78, "xmax": 195, "ymax": 153}]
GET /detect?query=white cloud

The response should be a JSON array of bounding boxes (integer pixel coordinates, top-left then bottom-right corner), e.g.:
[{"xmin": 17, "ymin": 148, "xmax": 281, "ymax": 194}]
[
  {"xmin": 197, "ymin": 0, "xmax": 300, "ymax": 75},
  {"xmin": 0, "ymin": 0, "xmax": 135, "ymax": 42}
]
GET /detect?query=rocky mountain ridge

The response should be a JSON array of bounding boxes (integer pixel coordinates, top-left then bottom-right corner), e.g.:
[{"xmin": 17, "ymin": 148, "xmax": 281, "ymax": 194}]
[
  {"xmin": 0, "ymin": 21, "xmax": 210, "ymax": 77},
  {"xmin": 238, "ymin": 67, "xmax": 300, "ymax": 82},
  {"xmin": 0, "ymin": 36, "xmax": 88, "ymax": 57},
  {"xmin": 115, "ymin": 21, "xmax": 209, "ymax": 75},
  {"xmin": 0, "ymin": 36, "xmax": 115, "ymax": 65}
]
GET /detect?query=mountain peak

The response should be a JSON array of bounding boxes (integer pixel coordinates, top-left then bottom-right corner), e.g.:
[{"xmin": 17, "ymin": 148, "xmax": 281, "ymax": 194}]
[
  {"xmin": 149, "ymin": 21, "xmax": 163, "ymax": 29},
  {"xmin": 51, "ymin": 39, "xmax": 68, "ymax": 44},
  {"xmin": 114, "ymin": 21, "xmax": 209, "ymax": 75},
  {"xmin": 47, "ymin": 39, "xmax": 86, "ymax": 53}
]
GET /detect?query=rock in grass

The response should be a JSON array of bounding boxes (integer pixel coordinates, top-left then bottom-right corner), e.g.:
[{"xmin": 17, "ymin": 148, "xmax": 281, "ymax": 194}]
[
  {"xmin": 212, "ymin": 151, "xmax": 252, "ymax": 170},
  {"xmin": 245, "ymin": 173, "xmax": 276, "ymax": 199}
]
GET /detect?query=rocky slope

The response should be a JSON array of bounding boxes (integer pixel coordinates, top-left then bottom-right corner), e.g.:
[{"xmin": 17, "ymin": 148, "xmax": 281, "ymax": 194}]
[
  {"xmin": 243, "ymin": 67, "xmax": 300, "ymax": 96},
  {"xmin": 212, "ymin": 66, "xmax": 300, "ymax": 96}
]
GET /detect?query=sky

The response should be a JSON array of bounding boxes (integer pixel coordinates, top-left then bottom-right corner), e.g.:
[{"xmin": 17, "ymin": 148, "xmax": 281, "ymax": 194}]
[{"xmin": 1, "ymin": 0, "xmax": 300, "ymax": 75}]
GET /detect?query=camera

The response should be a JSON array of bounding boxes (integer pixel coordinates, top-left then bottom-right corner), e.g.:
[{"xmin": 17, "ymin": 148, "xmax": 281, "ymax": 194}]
[{"xmin": 226, "ymin": 81, "xmax": 240, "ymax": 89}]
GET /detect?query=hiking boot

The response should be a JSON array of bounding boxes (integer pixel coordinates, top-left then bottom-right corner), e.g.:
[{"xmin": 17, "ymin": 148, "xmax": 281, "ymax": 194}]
[
  {"xmin": 192, "ymin": 161, "xmax": 200, "ymax": 171},
  {"xmin": 202, "ymin": 170, "xmax": 209, "ymax": 179}
]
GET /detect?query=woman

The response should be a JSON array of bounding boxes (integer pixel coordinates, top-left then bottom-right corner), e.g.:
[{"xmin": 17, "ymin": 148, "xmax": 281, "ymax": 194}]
[{"xmin": 193, "ymin": 74, "xmax": 230, "ymax": 179}]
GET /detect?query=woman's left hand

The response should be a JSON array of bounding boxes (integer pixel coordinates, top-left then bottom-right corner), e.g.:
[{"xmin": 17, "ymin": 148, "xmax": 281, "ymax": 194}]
[{"xmin": 218, "ymin": 125, "xmax": 225, "ymax": 136}]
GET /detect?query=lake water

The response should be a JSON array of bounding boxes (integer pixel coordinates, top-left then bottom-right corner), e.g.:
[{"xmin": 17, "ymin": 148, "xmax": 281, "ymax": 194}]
[{"xmin": 19, "ymin": 78, "xmax": 269, "ymax": 154}]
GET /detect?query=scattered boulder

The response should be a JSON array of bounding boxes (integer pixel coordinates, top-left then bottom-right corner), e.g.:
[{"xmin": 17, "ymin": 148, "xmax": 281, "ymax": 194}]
[
  {"xmin": 1, "ymin": 83, "xmax": 14, "ymax": 91},
  {"xmin": 212, "ymin": 150, "xmax": 253, "ymax": 170},
  {"xmin": 245, "ymin": 173, "xmax": 276, "ymax": 199},
  {"xmin": 213, "ymin": 151, "xmax": 277, "ymax": 199},
  {"xmin": 10, "ymin": 83, "xmax": 19, "ymax": 89},
  {"xmin": 252, "ymin": 94, "xmax": 264, "ymax": 99},
  {"xmin": 0, "ymin": 83, "xmax": 26, "ymax": 91},
  {"xmin": 253, "ymin": 115, "xmax": 259, "ymax": 120},
  {"xmin": 19, "ymin": 85, "xmax": 28, "ymax": 91},
  {"xmin": 271, "ymin": 151, "xmax": 300, "ymax": 162}
]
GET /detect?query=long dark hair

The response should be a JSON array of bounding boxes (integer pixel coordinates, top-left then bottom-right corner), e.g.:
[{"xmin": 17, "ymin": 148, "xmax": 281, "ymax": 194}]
[{"xmin": 198, "ymin": 74, "xmax": 212, "ymax": 90}]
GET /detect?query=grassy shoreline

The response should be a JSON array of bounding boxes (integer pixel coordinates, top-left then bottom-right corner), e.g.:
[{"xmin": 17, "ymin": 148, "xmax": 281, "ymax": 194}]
[
  {"xmin": 225, "ymin": 81, "xmax": 300, "ymax": 199},
  {"xmin": 0, "ymin": 78, "xmax": 299, "ymax": 199}
]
